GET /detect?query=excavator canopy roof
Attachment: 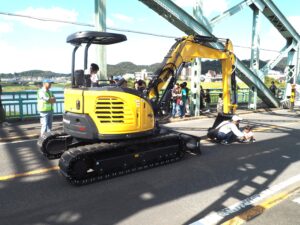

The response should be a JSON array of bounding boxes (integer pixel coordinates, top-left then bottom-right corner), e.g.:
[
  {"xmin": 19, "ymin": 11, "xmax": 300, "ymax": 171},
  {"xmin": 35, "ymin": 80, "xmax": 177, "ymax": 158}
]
[{"xmin": 67, "ymin": 31, "xmax": 127, "ymax": 46}]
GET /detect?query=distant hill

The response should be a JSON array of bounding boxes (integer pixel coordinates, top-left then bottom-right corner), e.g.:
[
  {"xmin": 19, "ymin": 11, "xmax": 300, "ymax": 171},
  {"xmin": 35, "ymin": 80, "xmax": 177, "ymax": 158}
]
[
  {"xmin": 107, "ymin": 59, "xmax": 286, "ymax": 77},
  {"xmin": 0, "ymin": 58, "xmax": 286, "ymax": 79},
  {"xmin": 0, "ymin": 70, "xmax": 70, "ymax": 79},
  {"xmin": 107, "ymin": 62, "xmax": 161, "ymax": 77}
]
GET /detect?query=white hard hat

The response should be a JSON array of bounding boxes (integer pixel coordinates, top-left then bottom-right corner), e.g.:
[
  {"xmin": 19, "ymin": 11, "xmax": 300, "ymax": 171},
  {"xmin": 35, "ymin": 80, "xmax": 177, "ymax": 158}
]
[{"xmin": 232, "ymin": 115, "xmax": 243, "ymax": 121}]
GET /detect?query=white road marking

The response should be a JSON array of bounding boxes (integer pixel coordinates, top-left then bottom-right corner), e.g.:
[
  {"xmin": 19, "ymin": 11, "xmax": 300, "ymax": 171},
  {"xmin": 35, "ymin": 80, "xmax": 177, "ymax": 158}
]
[
  {"xmin": 292, "ymin": 197, "xmax": 300, "ymax": 205},
  {"xmin": 190, "ymin": 174, "xmax": 300, "ymax": 225}
]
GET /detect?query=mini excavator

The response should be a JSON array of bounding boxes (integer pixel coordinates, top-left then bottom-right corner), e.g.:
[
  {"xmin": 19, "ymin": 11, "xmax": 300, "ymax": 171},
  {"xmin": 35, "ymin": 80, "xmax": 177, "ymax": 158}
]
[{"xmin": 37, "ymin": 31, "xmax": 236, "ymax": 185}]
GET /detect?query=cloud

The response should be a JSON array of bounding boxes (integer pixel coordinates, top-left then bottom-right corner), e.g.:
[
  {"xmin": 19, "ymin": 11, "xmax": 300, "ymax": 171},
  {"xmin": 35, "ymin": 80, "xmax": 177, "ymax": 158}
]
[
  {"xmin": 107, "ymin": 18, "xmax": 115, "ymax": 27},
  {"xmin": 201, "ymin": 0, "xmax": 228, "ymax": 16},
  {"xmin": 112, "ymin": 13, "xmax": 134, "ymax": 23},
  {"xmin": 174, "ymin": 0, "xmax": 228, "ymax": 16},
  {"xmin": 288, "ymin": 16, "xmax": 300, "ymax": 33},
  {"xmin": 106, "ymin": 34, "xmax": 177, "ymax": 65},
  {"xmin": 174, "ymin": 0, "xmax": 197, "ymax": 7},
  {"xmin": 0, "ymin": 22, "xmax": 13, "ymax": 33},
  {"xmin": 258, "ymin": 15, "xmax": 300, "ymax": 61},
  {"xmin": 13, "ymin": 7, "xmax": 78, "ymax": 31},
  {"xmin": 0, "ymin": 39, "xmax": 73, "ymax": 73}
]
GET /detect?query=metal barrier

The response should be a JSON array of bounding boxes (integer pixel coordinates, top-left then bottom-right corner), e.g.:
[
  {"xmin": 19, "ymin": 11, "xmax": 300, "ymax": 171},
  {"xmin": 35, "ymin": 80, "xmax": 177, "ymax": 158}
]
[
  {"xmin": 1, "ymin": 91, "xmax": 64, "ymax": 120},
  {"xmin": 0, "ymin": 88, "xmax": 276, "ymax": 120},
  {"xmin": 208, "ymin": 88, "xmax": 250, "ymax": 104}
]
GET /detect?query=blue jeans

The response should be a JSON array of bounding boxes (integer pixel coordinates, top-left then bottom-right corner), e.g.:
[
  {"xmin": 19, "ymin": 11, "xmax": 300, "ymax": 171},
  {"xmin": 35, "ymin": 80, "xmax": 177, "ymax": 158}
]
[
  {"xmin": 217, "ymin": 132, "xmax": 234, "ymax": 142},
  {"xmin": 40, "ymin": 111, "xmax": 53, "ymax": 135},
  {"xmin": 179, "ymin": 104, "xmax": 185, "ymax": 118},
  {"xmin": 172, "ymin": 102, "xmax": 180, "ymax": 117}
]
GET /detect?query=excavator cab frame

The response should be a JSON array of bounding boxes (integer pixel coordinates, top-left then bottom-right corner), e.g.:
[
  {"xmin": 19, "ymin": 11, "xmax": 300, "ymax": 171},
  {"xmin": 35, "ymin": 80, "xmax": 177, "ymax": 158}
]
[{"xmin": 67, "ymin": 31, "xmax": 127, "ymax": 87}]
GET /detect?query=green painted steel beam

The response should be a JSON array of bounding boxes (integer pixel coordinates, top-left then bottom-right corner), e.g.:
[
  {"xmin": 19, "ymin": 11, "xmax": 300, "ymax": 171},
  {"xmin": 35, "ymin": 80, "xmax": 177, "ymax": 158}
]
[
  {"xmin": 95, "ymin": 0, "xmax": 107, "ymax": 80},
  {"xmin": 257, "ymin": 0, "xmax": 300, "ymax": 42},
  {"xmin": 139, "ymin": 0, "xmax": 280, "ymax": 108},
  {"xmin": 210, "ymin": 0, "xmax": 253, "ymax": 26}
]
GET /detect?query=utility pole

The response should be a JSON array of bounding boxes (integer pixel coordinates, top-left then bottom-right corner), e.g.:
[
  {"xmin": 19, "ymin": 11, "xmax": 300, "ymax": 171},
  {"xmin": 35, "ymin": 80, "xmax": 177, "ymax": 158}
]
[{"xmin": 95, "ymin": 0, "xmax": 107, "ymax": 80}]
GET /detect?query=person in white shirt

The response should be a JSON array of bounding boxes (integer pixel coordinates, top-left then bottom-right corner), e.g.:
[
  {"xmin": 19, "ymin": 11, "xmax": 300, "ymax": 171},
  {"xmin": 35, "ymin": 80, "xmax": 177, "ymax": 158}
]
[
  {"xmin": 242, "ymin": 125, "xmax": 255, "ymax": 142},
  {"xmin": 90, "ymin": 63, "xmax": 99, "ymax": 87},
  {"xmin": 216, "ymin": 115, "xmax": 245, "ymax": 144}
]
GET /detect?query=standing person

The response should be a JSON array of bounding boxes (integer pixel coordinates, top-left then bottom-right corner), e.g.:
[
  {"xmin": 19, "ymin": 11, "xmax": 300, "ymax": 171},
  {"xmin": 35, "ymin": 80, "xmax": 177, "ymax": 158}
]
[
  {"xmin": 290, "ymin": 84, "xmax": 296, "ymax": 112},
  {"xmin": 37, "ymin": 79, "xmax": 56, "ymax": 136},
  {"xmin": 182, "ymin": 82, "xmax": 190, "ymax": 116},
  {"xmin": 90, "ymin": 63, "xmax": 99, "ymax": 87},
  {"xmin": 204, "ymin": 89, "xmax": 211, "ymax": 113},
  {"xmin": 171, "ymin": 83, "xmax": 181, "ymax": 118},
  {"xmin": 217, "ymin": 93, "xmax": 223, "ymax": 114},
  {"xmin": 179, "ymin": 83, "xmax": 187, "ymax": 118},
  {"xmin": 137, "ymin": 80, "xmax": 146, "ymax": 93},
  {"xmin": 269, "ymin": 81, "xmax": 277, "ymax": 96},
  {"xmin": 0, "ymin": 84, "xmax": 6, "ymax": 124},
  {"xmin": 200, "ymin": 85, "xmax": 205, "ymax": 113}
]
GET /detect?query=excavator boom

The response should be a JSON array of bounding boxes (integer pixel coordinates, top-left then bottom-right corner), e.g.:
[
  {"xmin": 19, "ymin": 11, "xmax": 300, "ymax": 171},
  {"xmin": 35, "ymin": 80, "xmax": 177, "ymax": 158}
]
[{"xmin": 147, "ymin": 35, "xmax": 235, "ymax": 114}]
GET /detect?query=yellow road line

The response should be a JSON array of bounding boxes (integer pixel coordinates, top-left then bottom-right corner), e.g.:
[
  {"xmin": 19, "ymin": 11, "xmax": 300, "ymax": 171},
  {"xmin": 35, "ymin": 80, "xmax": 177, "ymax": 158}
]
[
  {"xmin": 0, "ymin": 166, "xmax": 59, "ymax": 181},
  {"xmin": 252, "ymin": 125, "xmax": 278, "ymax": 132},
  {"xmin": 0, "ymin": 122, "xmax": 298, "ymax": 181},
  {"xmin": 221, "ymin": 186, "xmax": 300, "ymax": 225},
  {"xmin": 0, "ymin": 134, "xmax": 39, "ymax": 142}
]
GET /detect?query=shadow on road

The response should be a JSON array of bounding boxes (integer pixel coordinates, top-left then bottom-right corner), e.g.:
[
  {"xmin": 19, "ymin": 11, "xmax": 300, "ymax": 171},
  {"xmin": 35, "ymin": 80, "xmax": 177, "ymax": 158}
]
[{"xmin": 0, "ymin": 116, "xmax": 299, "ymax": 225}]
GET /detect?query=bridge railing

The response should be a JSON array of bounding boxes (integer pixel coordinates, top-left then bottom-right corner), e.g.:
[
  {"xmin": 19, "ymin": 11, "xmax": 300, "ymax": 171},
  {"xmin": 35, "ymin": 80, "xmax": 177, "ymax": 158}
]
[
  {"xmin": 1, "ymin": 91, "xmax": 64, "ymax": 120},
  {"xmin": 0, "ymin": 88, "xmax": 282, "ymax": 120}
]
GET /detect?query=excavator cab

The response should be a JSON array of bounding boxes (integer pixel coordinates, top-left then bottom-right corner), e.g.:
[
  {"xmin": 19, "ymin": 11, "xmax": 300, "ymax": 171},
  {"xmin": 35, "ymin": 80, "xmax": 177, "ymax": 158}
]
[
  {"xmin": 63, "ymin": 31, "xmax": 159, "ymax": 141},
  {"xmin": 67, "ymin": 31, "xmax": 127, "ymax": 88}
]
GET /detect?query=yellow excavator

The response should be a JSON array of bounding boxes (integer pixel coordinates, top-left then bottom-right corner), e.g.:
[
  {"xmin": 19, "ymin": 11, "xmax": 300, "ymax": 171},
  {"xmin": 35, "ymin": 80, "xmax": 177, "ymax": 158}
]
[{"xmin": 38, "ymin": 31, "xmax": 236, "ymax": 185}]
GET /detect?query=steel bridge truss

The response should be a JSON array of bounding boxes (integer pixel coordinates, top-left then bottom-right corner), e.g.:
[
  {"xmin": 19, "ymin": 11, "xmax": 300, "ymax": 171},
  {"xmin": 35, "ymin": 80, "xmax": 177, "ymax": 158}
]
[{"xmin": 139, "ymin": 0, "xmax": 300, "ymax": 109}]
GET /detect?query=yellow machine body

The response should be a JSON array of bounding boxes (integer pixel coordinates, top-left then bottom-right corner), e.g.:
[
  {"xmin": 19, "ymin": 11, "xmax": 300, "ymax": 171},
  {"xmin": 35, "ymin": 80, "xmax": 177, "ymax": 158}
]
[{"xmin": 64, "ymin": 88, "xmax": 155, "ymax": 137}]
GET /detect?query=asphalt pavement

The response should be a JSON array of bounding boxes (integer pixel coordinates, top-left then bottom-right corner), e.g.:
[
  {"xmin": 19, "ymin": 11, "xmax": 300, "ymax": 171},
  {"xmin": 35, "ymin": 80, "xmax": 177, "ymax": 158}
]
[{"xmin": 0, "ymin": 109, "xmax": 300, "ymax": 225}]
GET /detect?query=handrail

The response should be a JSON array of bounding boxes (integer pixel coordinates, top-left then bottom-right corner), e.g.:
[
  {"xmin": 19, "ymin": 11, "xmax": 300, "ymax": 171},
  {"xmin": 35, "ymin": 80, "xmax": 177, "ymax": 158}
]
[
  {"xmin": 1, "ymin": 91, "xmax": 64, "ymax": 120},
  {"xmin": 0, "ymin": 89, "xmax": 279, "ymax": 120}
]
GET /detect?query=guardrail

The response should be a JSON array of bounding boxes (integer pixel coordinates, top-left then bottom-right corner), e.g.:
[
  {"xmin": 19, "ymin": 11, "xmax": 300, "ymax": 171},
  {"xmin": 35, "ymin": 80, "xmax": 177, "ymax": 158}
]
[
  {"xmin": 1, "ymin": 91, "xmax": 64, "ymax": 120},
  {"xmin": 0, "ymin": 88, "xmax": 280, "ymax": 120},
  {"xmin": 208, "ymin": 88, "xmax": 250, "ymax": 103}
]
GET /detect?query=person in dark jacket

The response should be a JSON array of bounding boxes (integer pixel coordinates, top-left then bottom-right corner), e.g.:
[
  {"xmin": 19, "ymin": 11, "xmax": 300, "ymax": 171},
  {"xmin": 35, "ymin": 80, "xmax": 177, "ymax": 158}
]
[
  {"xmin": 0, "ymin": 84, "xmax": 6, "ymax": 124},
  {"xmin": 269, "ymin": 81, "xmax": 277, "ymax": 96},
  {"xmin": 204, "ymin": 89, "xmax": 211, "ymax": 113},
  {"xmin": 200, "ymin": 85, "xmax": 205, "ymax": 113}
]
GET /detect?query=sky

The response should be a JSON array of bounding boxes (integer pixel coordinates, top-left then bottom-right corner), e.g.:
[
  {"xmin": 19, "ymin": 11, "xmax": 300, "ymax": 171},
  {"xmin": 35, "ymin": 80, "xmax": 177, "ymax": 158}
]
[{"xmin": 0, "ymin": 0, "xmax": 299, "ymax": 74}]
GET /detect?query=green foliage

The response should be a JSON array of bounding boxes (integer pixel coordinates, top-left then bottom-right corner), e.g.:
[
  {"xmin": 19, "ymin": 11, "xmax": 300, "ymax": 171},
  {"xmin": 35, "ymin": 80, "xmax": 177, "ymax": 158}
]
[
  {"xmin": 106, "ymin": 59, "xmax": 286, "ymax": 78},
  {"xmin": 107, "ymin": 62, "xmax": 161, "ymax": 77},
  {"xmin": 264, "ymin": 76, "xmax": 285, "ymax": 88},
  {"xmin": 0, "ymin": 70, "xmax": 70, "ymax": 78}
]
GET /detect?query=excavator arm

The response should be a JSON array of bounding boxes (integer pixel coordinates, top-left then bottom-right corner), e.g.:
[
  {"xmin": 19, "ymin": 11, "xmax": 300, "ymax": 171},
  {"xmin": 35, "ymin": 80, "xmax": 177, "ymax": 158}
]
[{"xmin": 147, "ymin": 35, "xmax": 236, "ymax": 114}]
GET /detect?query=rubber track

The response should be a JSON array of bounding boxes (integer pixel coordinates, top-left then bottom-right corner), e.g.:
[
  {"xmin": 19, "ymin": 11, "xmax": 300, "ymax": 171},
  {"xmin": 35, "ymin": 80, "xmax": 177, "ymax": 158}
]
[
  {"xmin": 37, "ymin": 131, "xmax": 72, "ymax": 159},
  {"xmin": 59, "ymin": 133, "xmax": 185, "ymax": 185}
]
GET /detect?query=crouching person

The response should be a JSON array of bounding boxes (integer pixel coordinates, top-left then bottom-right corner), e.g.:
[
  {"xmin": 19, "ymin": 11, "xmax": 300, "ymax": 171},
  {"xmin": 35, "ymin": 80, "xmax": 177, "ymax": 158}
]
[{"xmin": 216, "ymin": 115, "xmax": 245, "ymax": 145}]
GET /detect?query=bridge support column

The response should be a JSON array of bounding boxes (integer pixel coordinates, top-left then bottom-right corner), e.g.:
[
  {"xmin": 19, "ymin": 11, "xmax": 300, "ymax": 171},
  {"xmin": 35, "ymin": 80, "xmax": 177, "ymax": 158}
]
[
  {"xmin": 190, "ymin": 0, "xmax": 212, "ymax": 116},
  {"xmin": 249, "ymin": 6, "xmax": 261, "ymax": 110},
  {"xmin": 95, "ymin": 0, "xmax": 107, "ymax": 80},
  {"xmin": 190, "ymin": 59, "xmax": 201, "ymax": 116}
]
